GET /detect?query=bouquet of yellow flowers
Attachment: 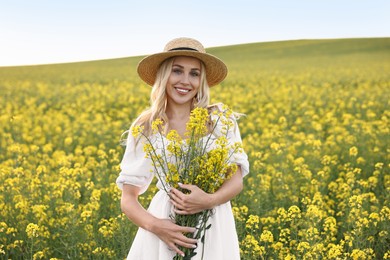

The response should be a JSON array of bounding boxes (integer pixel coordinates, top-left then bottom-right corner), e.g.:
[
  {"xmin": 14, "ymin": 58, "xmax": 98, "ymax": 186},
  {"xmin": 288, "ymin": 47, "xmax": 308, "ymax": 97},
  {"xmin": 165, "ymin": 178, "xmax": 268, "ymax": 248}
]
[{"xmin": 132, "ymin": 106, "xmax": 243, "ymax": 260}]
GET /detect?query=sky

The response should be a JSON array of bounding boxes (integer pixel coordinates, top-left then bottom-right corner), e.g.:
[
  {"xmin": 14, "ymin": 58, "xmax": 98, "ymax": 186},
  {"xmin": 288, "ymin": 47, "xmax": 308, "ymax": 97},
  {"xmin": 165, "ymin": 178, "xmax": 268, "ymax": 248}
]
[{"xmin": 0, "ymin": 0, "xmax": 389, "ymax": 66}]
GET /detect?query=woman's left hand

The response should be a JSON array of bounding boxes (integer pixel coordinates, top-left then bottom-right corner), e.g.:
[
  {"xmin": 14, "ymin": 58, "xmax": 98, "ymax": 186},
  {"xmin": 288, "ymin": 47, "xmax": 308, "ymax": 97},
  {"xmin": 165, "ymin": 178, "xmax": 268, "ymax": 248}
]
[{"xmin": 169, "ymin": 183, "xmax": 215, "ymax": 215}]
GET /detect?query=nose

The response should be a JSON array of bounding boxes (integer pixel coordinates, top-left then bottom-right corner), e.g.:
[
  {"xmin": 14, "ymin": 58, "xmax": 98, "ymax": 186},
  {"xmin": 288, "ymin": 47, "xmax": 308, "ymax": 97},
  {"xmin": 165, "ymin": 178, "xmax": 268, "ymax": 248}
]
[{"xmin": 180, "ymin": 72, "xmax": 190, "ymax": 85}]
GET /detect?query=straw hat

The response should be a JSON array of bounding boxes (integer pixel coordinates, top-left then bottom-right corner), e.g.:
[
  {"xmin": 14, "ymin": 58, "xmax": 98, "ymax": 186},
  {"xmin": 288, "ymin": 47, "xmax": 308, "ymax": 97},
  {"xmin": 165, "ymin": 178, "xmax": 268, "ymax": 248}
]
[{"xmin": 137, "ymin": 37, "xmax": 227, "ymax": 87}]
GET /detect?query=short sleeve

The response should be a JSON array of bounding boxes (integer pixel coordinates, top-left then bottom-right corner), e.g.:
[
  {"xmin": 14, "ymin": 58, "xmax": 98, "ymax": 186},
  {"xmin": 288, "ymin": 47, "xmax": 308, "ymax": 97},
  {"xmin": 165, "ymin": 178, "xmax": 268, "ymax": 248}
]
[
  {"xmin": 116, "ymin": 133, "xmax": 154, "ymax": 194},
  {"xmin": 227, "ymin": 116, "xmax": 250, "ymax": 178},
  {"xmin": 211, "ymin": 104, "xmax": 250, "ymax": 178}
]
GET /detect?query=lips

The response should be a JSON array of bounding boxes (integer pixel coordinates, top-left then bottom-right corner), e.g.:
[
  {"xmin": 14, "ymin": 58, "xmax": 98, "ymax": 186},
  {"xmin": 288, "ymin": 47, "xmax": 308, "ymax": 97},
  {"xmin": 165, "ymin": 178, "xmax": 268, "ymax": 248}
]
[{"xmin": 175, "ymin": 87, "xmax": 191, "ymax": 94}]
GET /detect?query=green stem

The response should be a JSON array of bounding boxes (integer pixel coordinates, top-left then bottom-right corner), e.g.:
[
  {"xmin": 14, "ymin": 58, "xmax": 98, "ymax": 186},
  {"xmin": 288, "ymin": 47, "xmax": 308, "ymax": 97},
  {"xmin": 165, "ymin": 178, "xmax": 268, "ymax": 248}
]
[
  {"xmin": 201, "ymin": 115, "xmax": 221, "ymax": 156},
  {"xmin": 141, "ymin": 134, "xmax": 170, "ymax": 193},
  {"xmin": 30, "ymin": 237, "xmax": 34, "ymax": 260}
]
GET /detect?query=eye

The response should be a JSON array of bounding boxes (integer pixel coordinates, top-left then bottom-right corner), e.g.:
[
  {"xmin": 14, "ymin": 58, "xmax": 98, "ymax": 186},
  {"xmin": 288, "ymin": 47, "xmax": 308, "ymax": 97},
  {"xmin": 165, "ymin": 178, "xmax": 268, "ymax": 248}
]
[
  {"xmin": 190, "ymin": 71, "xmax": 200, "ymax": 77},
  {"xmin": 172, "ymin": 68, "xmax": 182, "ymax": 74}
]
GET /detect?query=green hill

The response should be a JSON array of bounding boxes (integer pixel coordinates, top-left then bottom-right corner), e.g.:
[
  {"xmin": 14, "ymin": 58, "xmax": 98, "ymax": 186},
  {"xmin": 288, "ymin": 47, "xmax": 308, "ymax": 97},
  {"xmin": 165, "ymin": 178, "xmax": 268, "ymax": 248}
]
[
  {"xmin": 1, "ymin": 37, "xmax": 389, "ymax": 259},
  {"xmin": 0, "ymin": 37, "xmax": 389, "ymax": 84}
]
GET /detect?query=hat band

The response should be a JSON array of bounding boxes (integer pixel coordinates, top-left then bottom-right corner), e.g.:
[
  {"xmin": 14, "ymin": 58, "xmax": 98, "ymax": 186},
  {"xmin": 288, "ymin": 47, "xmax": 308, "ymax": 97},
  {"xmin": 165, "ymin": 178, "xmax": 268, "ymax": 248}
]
[{"xmin": 168, "ymin": 47, "xmax": 199, "ymax": 52}]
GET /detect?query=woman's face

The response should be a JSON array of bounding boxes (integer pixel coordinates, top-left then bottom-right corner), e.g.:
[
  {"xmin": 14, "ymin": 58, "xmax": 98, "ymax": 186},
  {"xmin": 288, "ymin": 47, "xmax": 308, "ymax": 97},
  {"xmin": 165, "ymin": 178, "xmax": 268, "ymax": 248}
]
[{"xmin": 166, "ymin": 56, "xmax": 201, "ymax": 107}]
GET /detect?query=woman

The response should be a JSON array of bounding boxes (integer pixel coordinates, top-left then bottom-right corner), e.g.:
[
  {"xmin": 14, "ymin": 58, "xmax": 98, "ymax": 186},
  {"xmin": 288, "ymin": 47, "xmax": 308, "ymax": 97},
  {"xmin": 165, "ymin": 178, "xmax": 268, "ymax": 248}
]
[{"xmin": 116, "ymin": 37, "xmax": 249, "ymax": 259}]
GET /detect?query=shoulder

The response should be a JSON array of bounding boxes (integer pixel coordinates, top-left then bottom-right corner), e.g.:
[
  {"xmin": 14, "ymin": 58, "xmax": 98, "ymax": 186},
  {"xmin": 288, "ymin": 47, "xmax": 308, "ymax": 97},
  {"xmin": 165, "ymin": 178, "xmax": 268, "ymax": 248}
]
[
  {"xmin": 207, "ymin": 103, "xmax": 246, "ymax": 138},
  {"xmin": 207, "ymin": 102, "xmax": 245, "ymax": 121},
  {"xmin": 207, "ymin": 102, "xmax": 225, "ymax": 114}
]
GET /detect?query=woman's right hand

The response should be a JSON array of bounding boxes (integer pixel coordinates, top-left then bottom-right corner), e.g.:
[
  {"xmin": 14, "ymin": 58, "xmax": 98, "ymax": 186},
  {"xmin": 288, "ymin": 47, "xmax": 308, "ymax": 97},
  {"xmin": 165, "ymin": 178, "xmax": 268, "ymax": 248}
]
[
  {"xmin": 121, "ymin": 184, "xmax": 197, "ymax": 256},
  {"xmin": 150, "ymin": 219, "xmax": 197, "ymax": 257}
]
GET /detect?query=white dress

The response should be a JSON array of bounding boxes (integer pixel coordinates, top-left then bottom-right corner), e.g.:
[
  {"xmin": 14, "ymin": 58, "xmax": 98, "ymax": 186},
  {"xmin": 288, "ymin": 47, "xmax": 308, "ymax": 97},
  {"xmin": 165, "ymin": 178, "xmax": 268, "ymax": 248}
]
[{"xmin": 116, "ymin": 110, "xmax": 250, "ymax": 260}]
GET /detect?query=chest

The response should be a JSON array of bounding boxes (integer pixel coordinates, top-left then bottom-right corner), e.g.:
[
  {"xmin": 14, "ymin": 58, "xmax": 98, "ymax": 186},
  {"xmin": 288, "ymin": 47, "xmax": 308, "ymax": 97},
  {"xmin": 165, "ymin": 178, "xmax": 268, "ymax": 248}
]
[{"xmin": 168, "ymin": 119, "xmax": 188, "ymax": 139}]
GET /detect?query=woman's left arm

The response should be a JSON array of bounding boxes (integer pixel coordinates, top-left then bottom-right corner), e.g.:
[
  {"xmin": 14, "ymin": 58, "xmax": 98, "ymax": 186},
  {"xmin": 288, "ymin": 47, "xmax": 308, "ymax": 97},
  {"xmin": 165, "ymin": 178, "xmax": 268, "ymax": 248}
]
[{"xmin": 169, "ymin": 166, "xmax": 243, "ymax": 215}]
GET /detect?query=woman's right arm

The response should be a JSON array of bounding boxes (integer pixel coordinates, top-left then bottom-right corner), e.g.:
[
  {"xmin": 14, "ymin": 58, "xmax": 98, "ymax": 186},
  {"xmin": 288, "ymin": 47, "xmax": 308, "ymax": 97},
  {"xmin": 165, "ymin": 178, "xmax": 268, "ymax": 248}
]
[{"xmin": 120, "ymin": 184, "xmax": 198, "ymax": 256}]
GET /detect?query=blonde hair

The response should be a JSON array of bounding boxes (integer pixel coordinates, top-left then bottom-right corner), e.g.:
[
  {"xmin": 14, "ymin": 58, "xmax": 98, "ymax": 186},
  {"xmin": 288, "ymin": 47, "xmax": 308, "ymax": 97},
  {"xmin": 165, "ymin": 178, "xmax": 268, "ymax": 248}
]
[{"xmin": 131, "ymin": 56, "xmax": 210, "ymax": 137}]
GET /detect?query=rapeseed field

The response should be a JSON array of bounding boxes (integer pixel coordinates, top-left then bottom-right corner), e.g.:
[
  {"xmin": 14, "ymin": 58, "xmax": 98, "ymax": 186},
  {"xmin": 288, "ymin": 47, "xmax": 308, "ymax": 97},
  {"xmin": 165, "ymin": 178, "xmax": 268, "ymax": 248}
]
[{"xmin": 0, "ymin": 38, "xmax": 389, "ymax": 259}]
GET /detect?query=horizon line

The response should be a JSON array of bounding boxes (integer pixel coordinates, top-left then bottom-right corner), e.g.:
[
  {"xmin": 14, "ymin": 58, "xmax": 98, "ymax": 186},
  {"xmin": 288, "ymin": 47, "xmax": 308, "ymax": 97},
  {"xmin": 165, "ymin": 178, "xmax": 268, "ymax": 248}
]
[{"xmin": 1, "ymin": 36, "xmax": 388, "ymax": 68}]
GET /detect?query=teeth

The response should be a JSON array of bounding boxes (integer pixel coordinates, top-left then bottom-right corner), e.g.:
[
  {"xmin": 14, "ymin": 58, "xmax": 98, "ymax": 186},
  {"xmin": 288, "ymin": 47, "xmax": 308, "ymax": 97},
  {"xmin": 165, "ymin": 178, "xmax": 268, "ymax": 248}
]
[{"xmin": 176, "ymin": 88, "xmax": 190, "ymax": 93}]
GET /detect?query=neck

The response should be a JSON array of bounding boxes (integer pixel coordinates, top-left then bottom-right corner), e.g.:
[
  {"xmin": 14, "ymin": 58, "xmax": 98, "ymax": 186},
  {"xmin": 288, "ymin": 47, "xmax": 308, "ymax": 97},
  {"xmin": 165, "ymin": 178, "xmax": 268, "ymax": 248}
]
[{"xmin": 166, "ymin": 102, "xmax": 192, "ymax": 120}]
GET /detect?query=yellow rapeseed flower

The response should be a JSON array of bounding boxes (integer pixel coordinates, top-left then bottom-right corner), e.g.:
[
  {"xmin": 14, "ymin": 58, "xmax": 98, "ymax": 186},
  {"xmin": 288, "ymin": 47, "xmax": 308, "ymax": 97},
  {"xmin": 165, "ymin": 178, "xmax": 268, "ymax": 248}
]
[
  {"xmin": 245, "ymin": 214, "xmax": 260, "ymax": 230},
  {"xmin": 185, "ymin": 107, "xmax": 209, "ymax": 137},
  {"xmin": 260, "ymin": 230, "xmax": 274, "ymax": 243},
  {"xmin": 349, "ymin": 146, "xmax": 358, "ymax": 157},
  {"xmin": 287, "ymin": 205, "xmax": 302, "ymax": 220},
  {"xmin": 151, "ymin": 118, "xmax": 163, "ymax": 133},
  {"xmin": 131, "ymin": 125, "xmax": 144, "ymax": 138},
  {"xmin": 26, "ymin": 223, "xmax": 39, "ymax": 238}
]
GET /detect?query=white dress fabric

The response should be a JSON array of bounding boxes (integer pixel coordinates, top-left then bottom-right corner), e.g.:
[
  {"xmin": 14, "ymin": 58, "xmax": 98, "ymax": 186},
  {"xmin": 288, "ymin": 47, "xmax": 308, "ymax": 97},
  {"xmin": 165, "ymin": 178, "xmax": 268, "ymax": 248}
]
[{"xmin": 116, "ymin": 110, "xmax": 250, "ymax": 260}]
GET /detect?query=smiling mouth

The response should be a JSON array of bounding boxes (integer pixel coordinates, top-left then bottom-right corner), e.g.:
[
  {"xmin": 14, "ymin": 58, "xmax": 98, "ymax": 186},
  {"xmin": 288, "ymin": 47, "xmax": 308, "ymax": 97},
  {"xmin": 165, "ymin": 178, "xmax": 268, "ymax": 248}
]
[{"xmin": 175, "ymin": 87, "xmax": 191, "ymax": 94}]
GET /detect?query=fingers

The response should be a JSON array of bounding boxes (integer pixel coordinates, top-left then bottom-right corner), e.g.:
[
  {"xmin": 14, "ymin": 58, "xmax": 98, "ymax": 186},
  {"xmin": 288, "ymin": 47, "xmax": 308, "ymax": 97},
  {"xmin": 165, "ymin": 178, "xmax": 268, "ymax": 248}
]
[
  {"xmin": 169, "ymin": 189, "xmax": 183, "ymax": 209},
  {"xmin": 168, "ymin": 242, "xmax": 185, "ymax": 257},
  {"xmin": 155, "ymin": 219, "xmax": 198, "ymax": 257},
  {"xmin": 182, "ymin": 226, "xmax": 197, "ymax": 234},
  {"xmin": 170, "ymin": 184, "xmax": 200, "ymax": 202},
  {"xmin": 178, "ymin": 182, "xmax": 193, "ymax": 191},
  {"xmin": 176, "ymin": 234, "xmax": 198, "ymax": 246},
  {"xmin": 170, "ymin": 198, "xmax": 192, "ymax": 214},
  {"xmin": 170, "ymin": 188, "xmax": 184, "ymax": 202},
  {"xmin": 170, "ymin": 189, "xmax": 187, "ymax": 210},
  {"xmin": 168, "ymin": 239, "xmax": 197, "ymax": 257},
  {"xmin": 169, "ymin": 189, "xmax": 201, "ymax": 214},
  {"xmin": 168, "ymin": 227, "xmax": 197, "ymax": 256},
  {"xmin": 174, "ymin": 230, "xmax": 198, "ymax": 249},
  {"xmin": 170, "ymin": 187, "xmax": 186, "ymax": 200},
  {"xmin": 169, "ymin": 193, "xmax": 184, "ymax": 208},
  {"xmin": 169, "ymin": 195, "xmax": 194, "ymax": 214},
  {"xmin": 174, "ymin": 208, "xmax": 192, "ymax": 215},
  {"xmin": 174, "ymin": 238, "xmax": 198, "ymax": 250},
  {"xmin": 171, "ymin": 183, "xmax": 194, "ymax": 196}
]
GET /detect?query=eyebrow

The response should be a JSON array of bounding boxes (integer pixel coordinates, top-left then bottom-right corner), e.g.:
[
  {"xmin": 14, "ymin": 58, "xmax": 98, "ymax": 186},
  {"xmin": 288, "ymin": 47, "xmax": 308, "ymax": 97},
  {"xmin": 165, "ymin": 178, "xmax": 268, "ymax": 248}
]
[{"xmin": 172, "ymin": 64, "xmax": 200, "ymax": 70}]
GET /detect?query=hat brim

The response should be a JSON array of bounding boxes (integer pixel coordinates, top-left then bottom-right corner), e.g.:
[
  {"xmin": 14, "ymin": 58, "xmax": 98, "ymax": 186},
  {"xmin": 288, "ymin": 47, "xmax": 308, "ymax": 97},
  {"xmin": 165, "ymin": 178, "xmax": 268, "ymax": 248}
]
[{"xmin": 137, "ymin": 50, "xmax": 227, "ymax": 87}]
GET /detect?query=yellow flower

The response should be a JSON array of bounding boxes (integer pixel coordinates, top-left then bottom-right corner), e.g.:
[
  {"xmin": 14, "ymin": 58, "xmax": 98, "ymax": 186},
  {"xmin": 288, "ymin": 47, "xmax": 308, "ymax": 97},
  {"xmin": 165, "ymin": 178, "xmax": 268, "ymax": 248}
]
[
  {"xmin": 374, "ymin": 162, "xmax": 384, "ymax": 169},
  {"xmin": 297, "ymin": 241, "xmax": 310, "ymax": 252},
  {"xmin": 166, "ymin": 162, "xmax": 180, "ymax": 187},
  {"xmin": 166, "ymin": 129, "xmax": 181, "ymax": 142},
  {"xmin": 166, "ymin": 130, "xmax": 182, "ymax": 156},
  {"xmin": 287, "ymin": 205, "xmax": 301, "ymax": 219},
  {"xmin": 92, "ymin": 247, "xmax": 115, "ymax": 257},
  {"xmin": 0, "ymin": 222, "xmax": 8, "ymax": 233},
  {"xmin": 64, "ymin": 137, "xmax": 73, "ymax": 146},
  {"xmin": 81, "ymin": 210, "xmax": 92, "ymax": 221},
  {"xmin": 232, "ymin": 205, "xmax": 248, "ymax": 222},
  {"xmin": 151, "ymin": 118, "xmax": 163, "ymax": 133},
  {"xmin": 259, "ymin": 230, "xmax": 274, "ymax": 243},
  {"xmin": 380, "ymin": 206, "xmax": 390, "ymax": 221},
  {"xmin": 186, "ymin": 107, "xmax": 209, "ymax": 137},
  {"xmin": 272, "ymin": 241, "xmax": 283, "ymax": 250},
  {"xmin": 32, "ymin": 205, "xmax": 48, "ymax": 221},
  {"xmin": 270, "ymin": 142, "xmax": 281, "ymax": 152},
  {"xmin": 349, "ymin": 146, "xmax": 358, "ymax": 157},
  {"xmin": 143, "ymin": 143, "xmax": 153, "ymax": 155},
  {"xmin": 350, "ymin": 249, "xmax": 366, "ymax": 260},
  {"xmin": 26, "ymin": 223, "xmax": 39, "ymax": 238},
  {"xmin": 33, "ymin": 251, "xmax": 44, "ymax": 259},
  {"xmin": 245, "ymin": 214, "xmax": 260, "ymax": 230},
  {"xmin": 241, "ymin": 234, "xmax": 263, "ymax": 255},
  {"xmin": 279, "ymin": 228, "xmax": 291, "ymax": 244},
  {"xmin": 131, "ymin": 125, "xmax": 144, "ymax": 137},
  {"xmin": 327, "ymin": 243, "xmax": 343, "ymax": 258}
]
